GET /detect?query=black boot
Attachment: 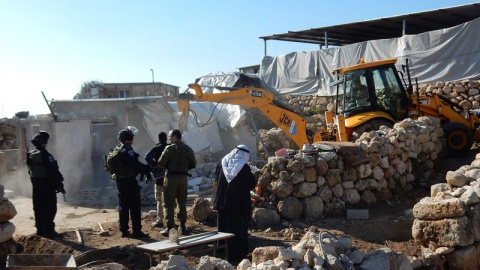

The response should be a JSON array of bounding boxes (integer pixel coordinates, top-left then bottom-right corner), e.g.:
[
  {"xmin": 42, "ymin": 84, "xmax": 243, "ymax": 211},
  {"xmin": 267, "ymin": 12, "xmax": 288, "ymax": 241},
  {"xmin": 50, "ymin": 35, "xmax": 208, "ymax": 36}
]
[{"xmin": 161, "ymin": 227, "xmax": 172, "ymax": 237}]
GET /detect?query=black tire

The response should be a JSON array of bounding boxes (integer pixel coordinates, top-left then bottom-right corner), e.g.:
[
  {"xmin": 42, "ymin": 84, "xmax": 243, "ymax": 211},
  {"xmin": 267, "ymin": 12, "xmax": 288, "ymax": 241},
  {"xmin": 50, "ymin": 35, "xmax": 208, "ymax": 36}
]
[
  {"xmin": 350, "ymin": 118, "xmax": 394, "ymax": 142},
  {"xmin": 443, "ymin": 122, "xmax": 473, "ymax": 156}
]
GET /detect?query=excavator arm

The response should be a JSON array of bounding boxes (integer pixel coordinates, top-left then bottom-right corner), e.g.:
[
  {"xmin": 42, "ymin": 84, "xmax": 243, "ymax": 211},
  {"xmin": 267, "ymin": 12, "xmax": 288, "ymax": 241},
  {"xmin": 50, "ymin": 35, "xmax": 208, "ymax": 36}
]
[{"xmin": 177, "ymin": 83, "xmax": 312, "ymax": 148}]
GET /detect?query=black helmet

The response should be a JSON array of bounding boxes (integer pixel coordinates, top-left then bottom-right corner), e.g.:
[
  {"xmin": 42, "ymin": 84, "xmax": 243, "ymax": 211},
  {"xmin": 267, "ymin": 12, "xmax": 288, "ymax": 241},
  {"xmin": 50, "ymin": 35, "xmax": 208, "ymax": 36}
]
[
  {"xmin": 31, "ymin": 131, "xmax": 50, "ymax": 147},
  {"xmin": 117, "ymin": 126, "xmax": 138, "ymax": 142}
]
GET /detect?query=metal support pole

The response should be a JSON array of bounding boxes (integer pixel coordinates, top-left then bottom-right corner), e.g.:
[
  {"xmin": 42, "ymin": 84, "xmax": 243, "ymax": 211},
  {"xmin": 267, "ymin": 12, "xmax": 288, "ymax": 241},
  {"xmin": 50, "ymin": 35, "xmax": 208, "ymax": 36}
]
[
  {"xmin": 264, "ymin": 39, "xmax": 267, "ymax": 56},
  {"xmin": 402, "ymin": 20, "xmax": 406, "ymax": 36},
  {"xmin": 150, "ymin": 69, "xmax": 155, "ymax": 82},
  {"xmin": 324, "ymin": 32, "xmax": 328, "ymax": 48}
]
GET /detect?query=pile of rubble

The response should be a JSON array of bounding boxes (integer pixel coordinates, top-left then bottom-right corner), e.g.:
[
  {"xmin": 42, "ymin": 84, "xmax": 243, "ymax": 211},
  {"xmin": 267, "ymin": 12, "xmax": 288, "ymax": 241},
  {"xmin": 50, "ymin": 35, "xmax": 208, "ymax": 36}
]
[
  {"xmin": 412, "ymin": 152, "xmax": 480, "ymax": 269},
  {"xmin": 0, "ymin": 120, "xmax": 16, "ymax": 150},
  {"xmin": 417, "ymin": 80, "xmax": 480, "ymax": 110},
  {"xmin": 253, "ymin": 117, "xmax": 442, "ymax": 220},
  {"xmin": 150, "ymin": 231, "xmax": 413, "ymax": 270},
  {"xmin": 0, "ymin": 185, "xmax": 19, "ymax": 266}
]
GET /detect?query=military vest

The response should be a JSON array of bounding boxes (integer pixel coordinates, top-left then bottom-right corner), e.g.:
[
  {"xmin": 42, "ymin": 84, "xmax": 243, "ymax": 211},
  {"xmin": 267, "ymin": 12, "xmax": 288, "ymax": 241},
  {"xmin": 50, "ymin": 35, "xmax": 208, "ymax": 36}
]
[{"xmin": 27, "ymin": 149, "xmax": 48, "ymax": 178}]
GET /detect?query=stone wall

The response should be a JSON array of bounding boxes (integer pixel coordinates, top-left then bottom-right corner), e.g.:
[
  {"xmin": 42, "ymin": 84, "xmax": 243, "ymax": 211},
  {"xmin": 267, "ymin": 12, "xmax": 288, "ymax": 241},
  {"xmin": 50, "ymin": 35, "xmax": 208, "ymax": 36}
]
[
  {"xmin": 0, "ymin": 119, "xmax": 16, "ymax": 150},
  {"xmin": 253, "ymin": 117, "xmax": 442, "ymax": 221},
  {"xmin": 412, "ymin": 152, "xmax": 480, "ymax": 269},
  {"xmin": 417, "ymin": 80, "xmax": 480, "ymax": 110},
  {"xmin": 0, "ymin": 185, "xmax": 19, "ymax": 267}
]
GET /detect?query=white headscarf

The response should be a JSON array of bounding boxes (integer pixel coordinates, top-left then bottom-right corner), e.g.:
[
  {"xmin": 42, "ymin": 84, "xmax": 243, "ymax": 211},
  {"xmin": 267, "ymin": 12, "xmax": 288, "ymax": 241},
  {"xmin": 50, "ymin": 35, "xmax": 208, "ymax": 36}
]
[{"xmin": 221, "ymin": 144, "xmax": 250, "ymax": 183}]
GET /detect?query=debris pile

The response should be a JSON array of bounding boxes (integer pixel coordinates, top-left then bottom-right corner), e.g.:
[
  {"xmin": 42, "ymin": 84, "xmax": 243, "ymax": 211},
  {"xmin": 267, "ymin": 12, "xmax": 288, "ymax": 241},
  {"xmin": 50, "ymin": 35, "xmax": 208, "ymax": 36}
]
[
  {"xmin": 150, "ymin": 231, "xmax": 413, "ymax": 270},
  {"xmin": 0, "ymin": 120, "xmax": 17, "ymax": 150},
  {"xmin": 0, "ymin": 185, "xmax": 19, "ymax": 266},
  {"xmin": 253, "ymin": 117, "xmax": 443, "ymax": 220},
  {"xmin": 412, "ymin": 152, "xmax": 480, "ymax": 269},
  {"xmin": 417, "ymin": 80, "xmax": 480, "ymax": 110}
]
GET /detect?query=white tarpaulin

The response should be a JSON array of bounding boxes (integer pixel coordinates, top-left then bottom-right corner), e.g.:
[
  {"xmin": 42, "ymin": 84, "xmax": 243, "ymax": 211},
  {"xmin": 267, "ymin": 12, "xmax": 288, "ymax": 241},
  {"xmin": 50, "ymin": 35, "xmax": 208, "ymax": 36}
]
[
  {"xmin": 168, "ymin": 102, "xmax": 228, "ymax": 153},
  {"xmin": 261, "ymin": 17, "xmax": 480, "ymax": 96}
]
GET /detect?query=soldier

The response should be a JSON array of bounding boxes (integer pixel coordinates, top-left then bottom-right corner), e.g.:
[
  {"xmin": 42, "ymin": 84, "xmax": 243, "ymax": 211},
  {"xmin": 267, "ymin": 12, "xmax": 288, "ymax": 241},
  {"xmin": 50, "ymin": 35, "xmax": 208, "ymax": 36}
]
[
  {"xmin": 115, "ymin": 127, "xmax": 151, "ymax": 238},
  {"xmin": 157, "ymin": 129, "xmax": 196, "ymax": 236},
  {"xmin": 27, "ymin": 131, "xmax": 65, "ymax": 238},
  {"xmin": 145, "ymin": 131, "xmax": 169, "ymax": 228}
]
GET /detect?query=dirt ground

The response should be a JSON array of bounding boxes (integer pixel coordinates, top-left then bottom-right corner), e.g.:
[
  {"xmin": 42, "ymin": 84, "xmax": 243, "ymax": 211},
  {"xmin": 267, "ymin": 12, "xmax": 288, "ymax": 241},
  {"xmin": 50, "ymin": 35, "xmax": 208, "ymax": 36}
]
[{"xmin": 8, "ymin": 145, "xmax": 480, "ymax": 270}]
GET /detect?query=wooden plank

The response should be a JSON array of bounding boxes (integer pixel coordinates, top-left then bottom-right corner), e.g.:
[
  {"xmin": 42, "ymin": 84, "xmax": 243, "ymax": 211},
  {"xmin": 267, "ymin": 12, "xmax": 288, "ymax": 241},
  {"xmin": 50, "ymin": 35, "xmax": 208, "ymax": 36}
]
[{"xmin": 137, "ymin": 232, "xmax": 234, "ymax": 253}]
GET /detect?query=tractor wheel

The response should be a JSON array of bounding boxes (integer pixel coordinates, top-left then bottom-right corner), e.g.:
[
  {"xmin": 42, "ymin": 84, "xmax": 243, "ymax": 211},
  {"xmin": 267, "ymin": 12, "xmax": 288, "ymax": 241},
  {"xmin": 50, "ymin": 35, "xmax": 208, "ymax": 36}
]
[
  {"xmin": 443, "ymin": 122, "xmax": 473, "ymax": 156},
  {"xmin": 350, "ymin": 118, "xmax": 394, "ymax": 142}
]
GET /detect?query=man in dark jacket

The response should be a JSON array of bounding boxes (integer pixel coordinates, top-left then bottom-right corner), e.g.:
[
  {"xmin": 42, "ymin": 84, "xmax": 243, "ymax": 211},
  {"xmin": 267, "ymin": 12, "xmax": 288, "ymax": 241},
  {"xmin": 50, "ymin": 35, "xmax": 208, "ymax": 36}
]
[
  {"xmin": 157, "ymin": 129, "xmax": 196, "ymax": 236},
  {"xmin": 115, "ymin": 127, "xmax": 151, "ymax": 238},
  {"xmin": 145, "ymin": 131, "xmax": 168, "ymax": 228},
  {"xmin": 27, "ymin": 131, "xmax": 65, "ymax": 238},
  {"xmin": 214, "ymin": 144, "xmax": 256, "ymax": 264}
]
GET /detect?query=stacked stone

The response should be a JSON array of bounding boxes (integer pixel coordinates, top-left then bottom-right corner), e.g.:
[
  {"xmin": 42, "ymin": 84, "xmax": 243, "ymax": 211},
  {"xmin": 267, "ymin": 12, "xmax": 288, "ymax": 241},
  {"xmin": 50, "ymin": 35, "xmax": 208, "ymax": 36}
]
[
  {"xmin": 0, "ymin": 185, "xmax": 18, "ymax": 267},
  {"xmin": 285, "ymin": 95, "xmax": 334, "ymax": 116},
  {"xmin": 411, "ymin": 153, "xmax": 480, "ymax": 269},
  {"xmin": 0, "ymin": 120, "xmax": 16, "ymax": 150},
  {"xmin": 355, "ymin": 116, "xmax": 443, "ymax": 191},
  {"xmin": 150, "ymin": 231, "xmax": 413, "ymax": 270},
  {"xmin": 417, "ymin": 80, "xmax": 480, "ymax": 110},
  {"xmin": 254, "ymin": 117, "xmax": 442, "ymax": 219}
]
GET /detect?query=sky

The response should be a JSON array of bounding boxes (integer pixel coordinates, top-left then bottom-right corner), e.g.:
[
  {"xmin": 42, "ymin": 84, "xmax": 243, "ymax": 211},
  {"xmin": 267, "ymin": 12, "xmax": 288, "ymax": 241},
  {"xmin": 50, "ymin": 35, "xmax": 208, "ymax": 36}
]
[{"xmin": 0, "ymin": 0, "xmax": 475, "ymax": 118}]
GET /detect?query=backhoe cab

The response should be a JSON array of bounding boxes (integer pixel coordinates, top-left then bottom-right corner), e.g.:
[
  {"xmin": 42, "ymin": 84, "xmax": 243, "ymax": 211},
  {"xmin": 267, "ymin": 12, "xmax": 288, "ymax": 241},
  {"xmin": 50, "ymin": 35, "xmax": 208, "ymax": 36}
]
[
  {"xmin": 333, "ymin": 58, "xmax": 480, "ymax": 155},
  {"xmin": 331, "ymin": 58, "xmax": 409, "ymax": 141}
]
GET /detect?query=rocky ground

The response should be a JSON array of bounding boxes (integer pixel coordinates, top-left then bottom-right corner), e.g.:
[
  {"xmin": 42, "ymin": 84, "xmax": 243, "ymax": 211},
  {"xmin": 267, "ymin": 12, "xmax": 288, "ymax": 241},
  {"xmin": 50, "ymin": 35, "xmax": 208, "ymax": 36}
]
[{"xmin": 5, "ymin": 144, "xmax": 480, "ymax": 270}]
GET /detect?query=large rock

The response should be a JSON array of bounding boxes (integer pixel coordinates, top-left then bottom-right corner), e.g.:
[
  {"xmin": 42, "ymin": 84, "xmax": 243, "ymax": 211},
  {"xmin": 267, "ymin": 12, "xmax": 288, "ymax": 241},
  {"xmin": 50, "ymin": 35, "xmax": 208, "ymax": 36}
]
[
  {"xmin": 342, "ymin": 188, "xmax": 361, "ymax": 204},
  {"xmin": 412, "ymin": 197, "xmax": 466, "ymax": 220},
  {"xmin": 412, "ymin": 216, "xmax": 474, "ymax": 247},
  {"xmin": 286, "ymin": 160, "xmax": 305, "ymax": 173},
  {"xmin": 325, "ymin": 169, "xmax": 341, "ymax": 187},
  {"xmin": 316, "ymin": 157, "xmax": 329, "ymax": 176},
  {"xmin": 0, "ymin": 222, "xmax": 15, "ymax": 243},
  {"xmin": 294, "ymin": 182, "xmax": 317, "ymax": 198},
  {"xmin": 466, "ymin": 204, "xmax": 480, "ymax": 241},
  {"xmin": 359, "ymin": 248, "xmax": 413, "ymax": 270},
  {"xmin": 196, "ymin": 255, "xmax": 233, "ymax": 270},
  {"xmin": 303, "ymin": 167, "xmax": 317, "ymax": 183},
  {"xmin": 446, "ymin": 171, "xmax": 472, "ymax": 187},
  {"xmin": 277, "ymin": 197, "xmax": 303, "ymax": 220},
  {"xmin": 302, "ymin": 196, "xmax": 323, "ymax": 219},
  {"xmin": 192, "ymin": 198, "xmax": 212, "ymax": 222},
  {"xmin": 252, "ymin": 208, "xmax": 281, "ymax": 230},
  {"xmin": 445, "ymin": 245, "xmax": 478, "ymax": 270},
  {"xmin": 268, "ymin": 180, "xmax": 293, "ymax": 199},
  {"xmin": 251, "ymin": 246, "xmax": 284, "ymax": 265}
]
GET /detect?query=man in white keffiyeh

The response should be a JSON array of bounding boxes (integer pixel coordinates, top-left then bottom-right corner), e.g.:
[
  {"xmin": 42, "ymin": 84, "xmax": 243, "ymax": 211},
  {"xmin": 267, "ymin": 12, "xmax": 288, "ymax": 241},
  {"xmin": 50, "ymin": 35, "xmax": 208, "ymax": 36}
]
[
  {"xmin": 221, "ymin": 144, "xmax": 250, "ymax": 183},
  {"xmin": 214, "ymin": 144, "xmax": 256, "ymax": 264}
]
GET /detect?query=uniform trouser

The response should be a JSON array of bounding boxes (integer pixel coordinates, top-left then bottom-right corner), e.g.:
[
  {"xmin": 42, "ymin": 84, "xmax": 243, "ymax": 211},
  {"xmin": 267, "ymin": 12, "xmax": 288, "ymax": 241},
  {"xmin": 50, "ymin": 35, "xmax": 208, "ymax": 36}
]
[
  {"xmin": 155, "ymin": 184, "xmax": 164, "ymax": 222},
  {"xmin": 217, "ymin": 209, "xmax": 250, "ymax": 263},
  {"xmin": 31, "ymin": 178, "xmax": 57, "ymax": 233},
  {"xmin": 163, "ymin": 175, "xmax": 187, "ymax": 228},
  {"xmin": 116, "ymin": 177, "xmax": 142, "ymax": 233}
]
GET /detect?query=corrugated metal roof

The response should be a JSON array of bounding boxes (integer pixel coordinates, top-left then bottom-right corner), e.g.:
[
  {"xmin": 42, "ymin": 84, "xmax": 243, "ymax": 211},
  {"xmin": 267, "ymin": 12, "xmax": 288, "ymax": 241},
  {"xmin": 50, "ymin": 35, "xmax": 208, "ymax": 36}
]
[{"xmin": 259, "ymin": 3, "xmax": 480, "ymax": 46}]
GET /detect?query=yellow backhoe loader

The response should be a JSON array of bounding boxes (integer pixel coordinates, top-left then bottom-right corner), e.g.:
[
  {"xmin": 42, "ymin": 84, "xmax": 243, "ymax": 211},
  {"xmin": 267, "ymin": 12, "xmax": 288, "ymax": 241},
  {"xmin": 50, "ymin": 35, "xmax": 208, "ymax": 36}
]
[{"xmin": 178, "ymin": 58, "xmax": 480, "ymax": 156}]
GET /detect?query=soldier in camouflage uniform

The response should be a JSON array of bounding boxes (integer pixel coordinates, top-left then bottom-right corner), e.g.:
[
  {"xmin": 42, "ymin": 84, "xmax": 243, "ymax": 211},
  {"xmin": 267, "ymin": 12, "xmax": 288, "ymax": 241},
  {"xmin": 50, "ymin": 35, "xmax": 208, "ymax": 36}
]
[
  {"xmin": 115, "ymin": 127, "xmax": 151, "ymax": 238},
  {"xmin": 157, "ymin": 129, "xmax": 196, "ymax": 236},
  {"xmin": 27, "ymin": 131, "xmax": 65, "ymax": 238}
]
